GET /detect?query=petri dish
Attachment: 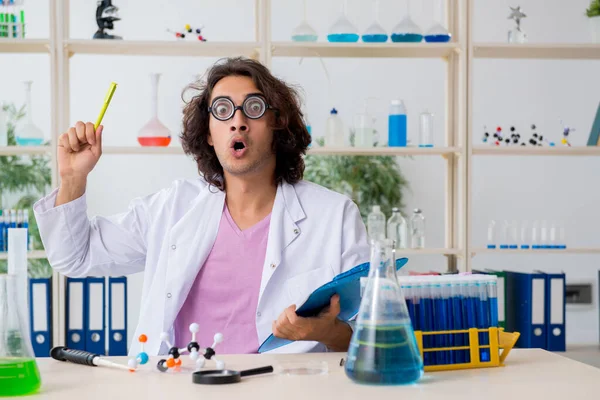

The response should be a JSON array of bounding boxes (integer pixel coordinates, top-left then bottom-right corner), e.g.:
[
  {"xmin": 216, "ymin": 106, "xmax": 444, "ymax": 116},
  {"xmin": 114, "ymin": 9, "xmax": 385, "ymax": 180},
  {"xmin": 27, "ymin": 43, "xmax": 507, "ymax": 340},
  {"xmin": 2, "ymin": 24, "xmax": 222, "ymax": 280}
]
[{"xmin": 275, "ymin": 361, "xmax": 329, "ymax": 376}]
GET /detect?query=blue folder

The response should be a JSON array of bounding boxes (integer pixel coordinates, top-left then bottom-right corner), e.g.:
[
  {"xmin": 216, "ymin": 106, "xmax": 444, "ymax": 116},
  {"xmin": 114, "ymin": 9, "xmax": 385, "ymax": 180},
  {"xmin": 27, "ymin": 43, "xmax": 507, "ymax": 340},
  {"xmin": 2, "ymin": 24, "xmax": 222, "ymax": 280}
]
[{"xmin": 258, "ymin": 257, "xmax": 409, "ymax": 353}]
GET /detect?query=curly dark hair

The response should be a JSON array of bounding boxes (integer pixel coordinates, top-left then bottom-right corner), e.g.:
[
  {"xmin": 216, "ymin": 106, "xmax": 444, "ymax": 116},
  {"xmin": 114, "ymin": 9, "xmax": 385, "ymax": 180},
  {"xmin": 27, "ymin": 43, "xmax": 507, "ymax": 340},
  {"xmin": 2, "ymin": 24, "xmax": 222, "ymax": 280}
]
[{"xmin": 180, "ymin": 57, "xmax": 311, "ymax": 191}]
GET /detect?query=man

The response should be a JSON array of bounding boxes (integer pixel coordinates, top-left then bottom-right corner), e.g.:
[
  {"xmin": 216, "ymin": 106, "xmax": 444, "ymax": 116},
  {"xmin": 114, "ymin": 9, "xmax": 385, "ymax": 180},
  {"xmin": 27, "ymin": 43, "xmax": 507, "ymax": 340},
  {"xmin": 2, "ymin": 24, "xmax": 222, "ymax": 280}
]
[{"xmin": 34, "ymin": 57, "xmax": 370, "ymax": 356}]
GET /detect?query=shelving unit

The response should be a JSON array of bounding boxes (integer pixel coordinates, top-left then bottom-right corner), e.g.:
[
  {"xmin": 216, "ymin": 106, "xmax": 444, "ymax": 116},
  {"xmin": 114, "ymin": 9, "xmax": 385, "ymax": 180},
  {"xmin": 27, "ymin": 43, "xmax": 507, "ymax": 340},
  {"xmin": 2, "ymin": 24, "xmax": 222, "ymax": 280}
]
[
  {"xmin": 3, "ymin": 0, "xmax": 599, "ymax": 348},
  {"xmin": 0, "ymin": 250, "xmax": 47, "ymax": 261},
  {"xmin": 0, "ymin": 38, "xmax": 50, "ymax": 53}
]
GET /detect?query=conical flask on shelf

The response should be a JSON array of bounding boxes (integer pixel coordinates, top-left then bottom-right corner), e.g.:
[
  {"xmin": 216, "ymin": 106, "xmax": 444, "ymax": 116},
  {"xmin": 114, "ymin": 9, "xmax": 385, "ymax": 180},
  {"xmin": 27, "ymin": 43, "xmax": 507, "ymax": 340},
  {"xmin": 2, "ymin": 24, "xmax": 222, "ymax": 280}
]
[
  {"xmin": 138, "ymin": 73, "xmax": 171, "ymax": 147},
  {"xmin": 362, "ymin": 0, "xmax": 388, "ymax": 43},
  {"xmin": 345, "ymin": 238, "xmax": 423, "ymax": 385},
  {"xmin": 0, "ymin": 274, "xmax": 42, "ymax": 396},
  {"xmin": 327, "ymin": 0, "xmax": 359, "ymax": 42},
  {"xmin": 291, "ymin": 0, "xmax": 318, "ymax": 42},
  {"xmin": 424, "ymin": 0, "xmax": 451, "ymax": 43},
  {"xmin": 15, "ymin": 81, "xmax": 44, "ymax": 146},
  {"xmin": 391, "ymin": 0, "xmax": 423, "ymax": 42}
]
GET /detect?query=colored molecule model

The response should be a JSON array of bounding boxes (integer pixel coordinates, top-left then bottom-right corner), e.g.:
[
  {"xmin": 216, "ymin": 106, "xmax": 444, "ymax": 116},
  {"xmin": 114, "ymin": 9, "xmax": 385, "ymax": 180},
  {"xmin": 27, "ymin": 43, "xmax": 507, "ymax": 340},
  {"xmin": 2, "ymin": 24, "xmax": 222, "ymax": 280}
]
[
  {"xmin": 482, "ymin": 121, "xmax": 575, "ymax": 147},
  {"xmin": 166, "ymin": 24, "xmax": 207, "ymax": 41},
  {"xmin": 127, "ymin": 334, "xmax": 150, "ymax": 371},
  {"xmin": 156, "ymin": 323, "xmax": 225, "ymax": 372}
]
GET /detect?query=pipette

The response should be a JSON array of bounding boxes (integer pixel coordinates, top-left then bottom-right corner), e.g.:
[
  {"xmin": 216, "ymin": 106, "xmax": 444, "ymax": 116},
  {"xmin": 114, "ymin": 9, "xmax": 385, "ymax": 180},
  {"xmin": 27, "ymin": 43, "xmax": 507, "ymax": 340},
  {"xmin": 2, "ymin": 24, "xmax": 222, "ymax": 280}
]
[
  {"xmin": 50, "ymin": 346, "xmax": 135, "ymax": 372},
  {"xmin": 95, "ymin": 82, "xmax": 118, "ymax": 129}
]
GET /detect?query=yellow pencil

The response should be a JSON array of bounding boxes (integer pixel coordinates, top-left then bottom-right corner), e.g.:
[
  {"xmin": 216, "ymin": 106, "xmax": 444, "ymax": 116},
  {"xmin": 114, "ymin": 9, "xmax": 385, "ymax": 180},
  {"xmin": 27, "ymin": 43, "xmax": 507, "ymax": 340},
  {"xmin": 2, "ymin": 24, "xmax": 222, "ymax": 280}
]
[{"xmin": 94, "ymin": 82, "xmax": 118, "ymax": 129}]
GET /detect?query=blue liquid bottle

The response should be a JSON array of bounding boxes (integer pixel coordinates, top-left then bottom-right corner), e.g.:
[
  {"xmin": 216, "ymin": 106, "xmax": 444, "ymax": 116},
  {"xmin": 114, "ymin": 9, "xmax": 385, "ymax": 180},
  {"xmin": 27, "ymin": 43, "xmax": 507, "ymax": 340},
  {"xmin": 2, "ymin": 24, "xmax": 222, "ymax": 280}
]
[
  {"xmin": 345, "ymin": 239, "xmax": 423, "ymax": 385},
  {"xmin": 388, "ymin": 100, "xmax": 407, "ymax": 147}
]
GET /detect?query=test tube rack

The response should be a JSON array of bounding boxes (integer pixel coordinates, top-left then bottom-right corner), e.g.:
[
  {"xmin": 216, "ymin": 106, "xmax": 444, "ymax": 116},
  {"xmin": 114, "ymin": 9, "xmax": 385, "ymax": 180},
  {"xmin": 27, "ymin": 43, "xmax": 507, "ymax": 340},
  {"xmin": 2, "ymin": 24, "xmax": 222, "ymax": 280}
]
[{"xmin": 414, "ymin": 327, "xmax": 520, "ymax": 372}]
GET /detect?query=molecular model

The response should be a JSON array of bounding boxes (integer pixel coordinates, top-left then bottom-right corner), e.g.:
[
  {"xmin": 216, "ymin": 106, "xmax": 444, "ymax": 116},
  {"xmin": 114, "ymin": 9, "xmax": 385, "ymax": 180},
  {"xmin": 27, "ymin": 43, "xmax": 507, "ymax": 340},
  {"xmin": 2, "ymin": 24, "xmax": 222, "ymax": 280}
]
[
  {"xmin": 167, "ymin": 24, "xmax": 207, "ymax": 41},
  {"xmin": 156, "ymin": 323, "xmax": 225, "ymax": 372},
  {"xmin": 560, "ymin": 120, "xmax": 575, "ymax": 147},
  {"xmin": 127, "ymin": 334, "xmax": 150, "ymax": 371}
]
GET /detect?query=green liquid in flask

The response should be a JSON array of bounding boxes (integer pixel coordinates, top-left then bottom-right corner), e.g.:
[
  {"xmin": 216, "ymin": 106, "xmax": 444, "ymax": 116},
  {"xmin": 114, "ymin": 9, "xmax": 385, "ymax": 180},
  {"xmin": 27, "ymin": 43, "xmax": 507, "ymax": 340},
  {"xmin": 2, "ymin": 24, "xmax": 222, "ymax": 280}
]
[
  {"xmin": 0, "ymin": 358, "xmax": 42, "ymax": 396},
  {"xmin": 345, "ymin": 323, "xmax": 423, "ymax": 385}
]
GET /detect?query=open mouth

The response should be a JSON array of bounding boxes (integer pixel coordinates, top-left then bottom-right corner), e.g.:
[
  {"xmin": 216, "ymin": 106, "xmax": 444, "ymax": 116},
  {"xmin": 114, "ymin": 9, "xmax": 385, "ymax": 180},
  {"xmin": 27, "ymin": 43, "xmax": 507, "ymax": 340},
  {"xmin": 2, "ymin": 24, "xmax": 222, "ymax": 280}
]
[
  {"xmin": 233, "ymin": 141, "xmax": 246, "ymax": 151},
  {"xmin": 230, "ymin": 138, "xmax": 247, "ymax": 154}
]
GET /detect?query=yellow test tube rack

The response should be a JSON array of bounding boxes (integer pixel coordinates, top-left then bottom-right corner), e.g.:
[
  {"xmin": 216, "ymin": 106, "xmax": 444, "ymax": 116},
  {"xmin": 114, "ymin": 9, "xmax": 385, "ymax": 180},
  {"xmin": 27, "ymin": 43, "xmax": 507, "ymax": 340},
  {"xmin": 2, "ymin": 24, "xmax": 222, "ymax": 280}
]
[{"xmin": 413, "ymin": 327, "xmax": 520, "ymax": 372}]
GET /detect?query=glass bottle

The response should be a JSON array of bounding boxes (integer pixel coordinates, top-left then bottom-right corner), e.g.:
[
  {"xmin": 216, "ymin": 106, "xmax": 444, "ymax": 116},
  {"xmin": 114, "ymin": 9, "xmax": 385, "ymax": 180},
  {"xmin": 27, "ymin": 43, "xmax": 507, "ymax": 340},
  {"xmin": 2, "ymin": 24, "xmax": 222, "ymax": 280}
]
[
  {"xmin": 391, "ymin": 0, "xmax": 423, "ymax": 43},
  {"xmin": 345, "ymin": 239, "xmax": 423, "ymax": 385},
  {"xmin": 362, "ymin": 0, "xmax": 388, "ymax": 43},
  {"xmin": 15, "ymin": 81, "xmax": 44, "ymax": 146},
  {"xmin": 367, "ymin": 205, "xmax": 386, "ymax": 241},
  {"xmin": 137, "ymin": 73, "xmax": 171, "ymax": 147},
  {"xmin": 324, "ymin": 108, "xmax": 346, "ymax": 147},
  {"xmin": 0, "ymin": 274, "xmax": 42, "ymax": 396},
  {"xmin": 387, "ymin": 207, "xmax": 408, "ymax": 249},
  {"xmin": 291, "ymin": 0, "xmax": 318, "ymax": 42},
  {"xmin": 410, "ymin": 208, "xmax": 425, "ymax": 249},
  {"xmin": 327, "ymin": 0, "xmax": 359, "ymax": 42}
]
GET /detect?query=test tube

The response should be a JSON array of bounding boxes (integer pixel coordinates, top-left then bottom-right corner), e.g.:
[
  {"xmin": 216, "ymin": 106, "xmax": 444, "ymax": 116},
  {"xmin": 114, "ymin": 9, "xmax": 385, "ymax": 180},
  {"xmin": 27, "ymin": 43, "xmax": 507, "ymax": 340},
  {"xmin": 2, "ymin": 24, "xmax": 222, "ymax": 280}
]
[
  {"xmin": 557, "ymin": 221, "xmax": 567, "ymax": 249},
  {"xmin": 509, "ymin": 220, "xmax": 518, "ymax": 249},
  {"xmin": 487, "ymin": 220, "xmax": 496, "ymax": 249},
  {"xmin": 540, "ymin": 220, "xmax": 549, "ymax": 249},
  {"xmin": 499, "ymin": 220, "xmax": 509, "ymax": 249},
  {"xmin": 431, "ymin": 278, "xmax": 446, "ymax": 366},
  {"xmin": 475, "ymin": 276, "xmax": 490, "ymax": 362},
  {"xmin": 450, "ymin": 276, "xmax": 465, "ymax": 364},
  {"xmin": 441, "ymin": 278, "xmax": 453, "ymax": 365},
  {"xmin": 418, "ymin": 110, "xmax": 434, "ymax": 148},
  {"xmin": 531, "ymin": 220, "xmax": 540, "ymax": 249},
  {"xmin": 520, "ymin": 220, "xmax": 530, "ymax": 249}
]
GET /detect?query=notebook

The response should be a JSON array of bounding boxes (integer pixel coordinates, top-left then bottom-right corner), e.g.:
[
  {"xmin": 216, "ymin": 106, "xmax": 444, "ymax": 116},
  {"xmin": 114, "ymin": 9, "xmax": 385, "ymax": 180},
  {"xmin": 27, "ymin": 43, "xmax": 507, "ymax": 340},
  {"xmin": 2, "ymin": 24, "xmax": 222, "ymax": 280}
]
[{"xmin": 258, "ymin": 257, "xmax": 409, "ymax": 353}]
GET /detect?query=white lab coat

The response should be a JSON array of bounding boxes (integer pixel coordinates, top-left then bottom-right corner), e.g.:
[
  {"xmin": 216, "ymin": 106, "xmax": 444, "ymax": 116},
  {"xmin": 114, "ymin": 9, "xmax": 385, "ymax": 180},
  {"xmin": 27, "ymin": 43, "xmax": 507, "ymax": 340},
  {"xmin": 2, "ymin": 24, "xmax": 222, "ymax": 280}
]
[{"xmin": 33, "ymin": 178, "xmax": 370, "ymax": 356}]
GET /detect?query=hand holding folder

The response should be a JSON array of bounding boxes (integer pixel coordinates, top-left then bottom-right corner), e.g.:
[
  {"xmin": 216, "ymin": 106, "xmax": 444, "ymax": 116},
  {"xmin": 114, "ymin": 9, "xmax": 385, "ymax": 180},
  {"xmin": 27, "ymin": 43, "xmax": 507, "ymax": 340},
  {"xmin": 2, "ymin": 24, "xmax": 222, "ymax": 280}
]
[{"xmin": 258, "ymin": 257, "xmax": 409, "ymax": 353}]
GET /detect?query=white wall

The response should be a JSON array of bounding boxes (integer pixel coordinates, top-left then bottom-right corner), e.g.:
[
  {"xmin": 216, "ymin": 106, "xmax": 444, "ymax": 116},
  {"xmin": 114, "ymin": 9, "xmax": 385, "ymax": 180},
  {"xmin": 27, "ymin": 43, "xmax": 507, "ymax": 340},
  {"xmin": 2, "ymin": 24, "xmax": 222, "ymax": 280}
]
[{"xmin": 2, "ymin": 0, "xmax": 599, "ymax": 348}]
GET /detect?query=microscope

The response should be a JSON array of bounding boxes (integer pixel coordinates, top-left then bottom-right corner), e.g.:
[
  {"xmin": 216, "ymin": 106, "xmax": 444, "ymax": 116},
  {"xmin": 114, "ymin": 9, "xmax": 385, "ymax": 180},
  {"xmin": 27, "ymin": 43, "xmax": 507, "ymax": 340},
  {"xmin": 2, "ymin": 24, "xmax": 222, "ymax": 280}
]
[{"xmin": 93, "ymin": 0, "xmax": 122, "ymax": 39}]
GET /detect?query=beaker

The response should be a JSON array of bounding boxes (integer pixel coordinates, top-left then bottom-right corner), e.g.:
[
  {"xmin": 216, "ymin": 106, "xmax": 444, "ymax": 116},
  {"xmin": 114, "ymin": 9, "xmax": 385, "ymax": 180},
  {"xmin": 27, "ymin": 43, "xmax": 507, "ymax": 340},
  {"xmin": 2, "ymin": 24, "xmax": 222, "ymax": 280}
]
[
  {"xmin": 291, "ymin": 0, "xmax": 318, "ymax": 42},
  {"xmin": 345, "ymin": 239, "xmax": 423, "ymax": 385},
  {"xmin": 362, "ymin": 0, "xmax": 388, "ymax": 43},
  {"xmin": 327, "ymin": 0, "xmax": 359, "ymax": 43},
  {"xmin": 391, "ymin": 0, "xmax": 423, "ymax": 43},
  {"xmin": 137, "ymin": 73, "xmax": 171, "ymax": 147},
  {"xmin": 0, "ymin": 274, "xmax": 42, "ymax": 396}
]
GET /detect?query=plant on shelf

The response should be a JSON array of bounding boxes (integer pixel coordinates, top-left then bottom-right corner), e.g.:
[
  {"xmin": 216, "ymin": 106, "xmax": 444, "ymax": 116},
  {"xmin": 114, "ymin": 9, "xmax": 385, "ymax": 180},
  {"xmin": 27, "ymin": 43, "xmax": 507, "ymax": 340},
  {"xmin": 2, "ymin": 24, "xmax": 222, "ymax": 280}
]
[
  {"xmin": 0, "ymin": 103, "xmax": 52, "ymax": 277},
  {"xmin": 304, "ymin": 135, "xmax": 409, "ymax": 222},
  {"xmin": 587, "ymin": 0, "xmax": 600, "ymax": 16}
]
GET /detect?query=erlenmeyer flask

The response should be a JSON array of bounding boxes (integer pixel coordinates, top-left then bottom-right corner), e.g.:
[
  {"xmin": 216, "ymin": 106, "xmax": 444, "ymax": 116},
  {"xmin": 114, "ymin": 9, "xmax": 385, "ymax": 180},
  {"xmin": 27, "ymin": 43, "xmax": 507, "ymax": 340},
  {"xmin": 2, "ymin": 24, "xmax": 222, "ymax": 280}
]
[
  {"xmin": 0, "ymin": 274, "xmax": 42, "ymax": 396},
  {"xmin": 362, "ymin": 0, "xmax": 388, "ymax": 43},
  {"xmin": 391, "ymin": 0, "xmax": 423, "ymax": 43},
  {"xmin": 424, "ymin": 0, "xmax": 451, "ymax": 43},
  {"xmin": 291, "ymin": 0, "xmax": 318, "ymax": 42},
  {"xmin": 345, "ymin": 239, "xmax": 423, "ymax": 385},
  {"xmin": 15, "ymin": 81, "xmax": 44, "ymax": 146},
  {"xmin": 137, "ymin": 73, "xmax": 171, "ymax": 147},
  {"xmin": 327, "ymin": 0, "xmax": 359, "ymax": 43}
]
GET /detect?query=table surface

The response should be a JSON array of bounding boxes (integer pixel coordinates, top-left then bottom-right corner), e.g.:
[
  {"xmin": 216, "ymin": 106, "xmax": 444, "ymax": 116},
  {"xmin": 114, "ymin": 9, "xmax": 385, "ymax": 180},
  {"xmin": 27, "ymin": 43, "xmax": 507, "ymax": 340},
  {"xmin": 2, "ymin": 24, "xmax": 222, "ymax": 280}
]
[{"xmin": 27, "ymin": 349, "xmax": 600, "ymax": 399}]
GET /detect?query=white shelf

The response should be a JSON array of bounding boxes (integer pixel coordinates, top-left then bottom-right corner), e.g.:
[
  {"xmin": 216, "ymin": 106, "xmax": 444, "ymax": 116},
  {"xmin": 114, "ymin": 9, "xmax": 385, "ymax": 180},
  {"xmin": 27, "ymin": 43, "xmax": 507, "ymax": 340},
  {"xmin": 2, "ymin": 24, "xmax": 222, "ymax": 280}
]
[
  {"xmin": 102, "ymin": 146, "xmax": 185, "ymax": 155},
  {"xmin": 0, "ymin": 39, "xmax": 50, "ymax": 53},
  {"xmin": 473, "ymin": 43, "xmax": 600, "ymax": 60},
  {"xmin": 0, "ymin": 146, "xmax": 52, "ymax": 156},
  {"xmin": 398, "ymin": 248, "xmax": 461, "ymax": 256},
  {"xmin": 308, "ymin": 146, "xmax": 461, "ymax": 156},
  {"xmin": 100, "ymin": 145, "xmax": 461, "ymax": 156},
  {"xmin": 473, "ymin": 146, "xmax": 600, "ymax": 156},
  {"xmin": 65, "ymin": 39, "xmax": 260, "ymax": 58},
  {"xmin": 272, "ymin": 42, "xmax": 460, "ymax": 59},
  {"xmin": 0, "ymin": 250, "xmax": 47, "ymax": 260},
  {"xmin": 472, "ymin": 248, "xmax": 600, "ymax": 256}
]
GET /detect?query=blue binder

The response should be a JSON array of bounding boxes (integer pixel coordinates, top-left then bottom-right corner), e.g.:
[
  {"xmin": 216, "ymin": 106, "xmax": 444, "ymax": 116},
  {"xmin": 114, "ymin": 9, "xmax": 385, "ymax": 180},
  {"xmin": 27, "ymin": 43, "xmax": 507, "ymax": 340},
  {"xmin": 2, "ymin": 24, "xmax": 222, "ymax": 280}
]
[
  {"xmin": 543, "ymin": 272, "xmax": 566, "ymax": 352},
  {"xmin": 66, "ymin": 277, "xmax": 87, "ymax": 351},
  {"xmin": 258, "ymin": 257, "xmax": 409, "ymax": 353},
  {"xmin": 29, "ymin": 277, "xmax": 52, "ymax": 357},
  {"xmin": 85, "ymin": 277, "xmax": 106, "ymax": 355},
  {"xmin": 505, "ymin": 271, "xmax": 547, "ymax": 349},
  {"xmin": 108, "ymin": 276, "xmax": 128, "ymax": 356}
]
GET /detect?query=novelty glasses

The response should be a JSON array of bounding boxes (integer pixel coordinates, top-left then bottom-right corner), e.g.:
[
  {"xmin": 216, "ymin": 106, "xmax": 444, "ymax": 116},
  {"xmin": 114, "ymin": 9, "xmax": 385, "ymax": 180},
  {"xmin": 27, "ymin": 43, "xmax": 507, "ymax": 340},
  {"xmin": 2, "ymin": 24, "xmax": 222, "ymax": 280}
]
[{"xmin": 208, "ymin": 95, "xmax": 277, "ymax": 121}]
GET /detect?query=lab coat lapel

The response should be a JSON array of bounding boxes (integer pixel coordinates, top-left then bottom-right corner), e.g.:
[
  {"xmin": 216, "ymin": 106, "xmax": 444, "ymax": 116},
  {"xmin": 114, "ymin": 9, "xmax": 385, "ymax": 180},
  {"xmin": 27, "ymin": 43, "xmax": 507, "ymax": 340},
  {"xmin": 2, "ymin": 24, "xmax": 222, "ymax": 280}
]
[
  {"xmin": 163, "ymin": 186, "xmax": 225, "ymax": 330},
  {"xmin": 258, "ymin": 181, "xmax": 306, "ymax": 301}
]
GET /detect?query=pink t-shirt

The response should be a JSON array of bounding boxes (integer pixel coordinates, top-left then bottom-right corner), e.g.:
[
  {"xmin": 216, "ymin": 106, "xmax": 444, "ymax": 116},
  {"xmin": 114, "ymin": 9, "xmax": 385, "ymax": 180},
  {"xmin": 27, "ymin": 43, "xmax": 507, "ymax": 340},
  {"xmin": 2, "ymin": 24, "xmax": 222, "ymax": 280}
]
[{"xmin": 174, "ymin": 204, "xmax": 271, "ymax": 354}]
